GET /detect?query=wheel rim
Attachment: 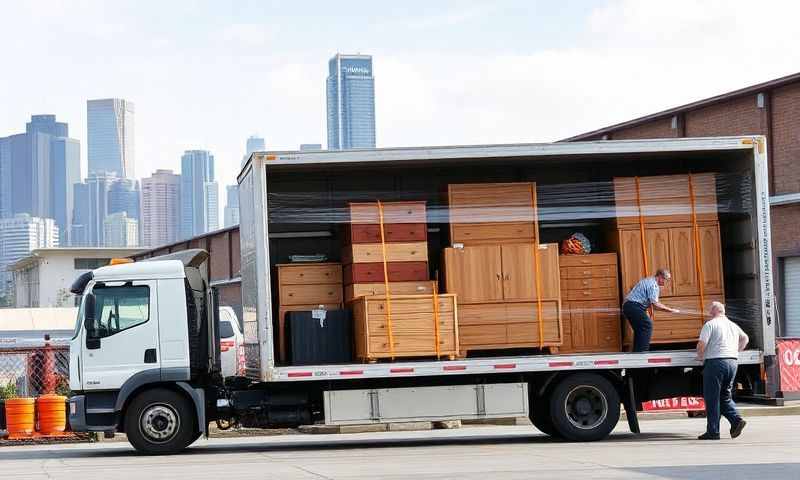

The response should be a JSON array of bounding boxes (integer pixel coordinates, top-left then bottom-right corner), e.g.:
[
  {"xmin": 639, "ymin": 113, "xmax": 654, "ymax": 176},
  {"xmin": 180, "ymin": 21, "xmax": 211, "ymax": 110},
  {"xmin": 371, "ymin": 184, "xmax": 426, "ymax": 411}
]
[
  {"xmin": 564, "ymin": 385, "xmax": 608, "ymax": 430},
  {"xmin": 139, "ymin": 403, "xmax": 180, "ymax": 443}
]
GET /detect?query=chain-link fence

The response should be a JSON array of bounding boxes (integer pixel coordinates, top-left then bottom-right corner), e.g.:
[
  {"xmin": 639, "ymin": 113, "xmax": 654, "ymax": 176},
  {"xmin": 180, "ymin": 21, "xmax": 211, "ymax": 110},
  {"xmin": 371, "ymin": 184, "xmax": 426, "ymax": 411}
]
[{"xmin": 0, "ymin": 346, "xmax": 70, "ymax": 399}]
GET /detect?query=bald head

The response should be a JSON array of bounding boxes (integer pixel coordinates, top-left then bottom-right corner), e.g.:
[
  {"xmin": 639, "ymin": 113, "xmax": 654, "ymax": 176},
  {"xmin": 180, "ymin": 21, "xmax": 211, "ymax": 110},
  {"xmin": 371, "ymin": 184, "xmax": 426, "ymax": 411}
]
[{"xmin": 710, "ymin": 301, "xmax": 725, "ymax": 317}]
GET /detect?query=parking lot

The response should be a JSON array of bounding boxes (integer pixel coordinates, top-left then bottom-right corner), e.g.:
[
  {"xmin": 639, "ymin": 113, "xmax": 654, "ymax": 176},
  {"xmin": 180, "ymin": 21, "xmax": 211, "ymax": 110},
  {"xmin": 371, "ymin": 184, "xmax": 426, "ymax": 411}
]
[{"xmin": 1, "ymin": 415, "xmax": 798, "ymax": 480}]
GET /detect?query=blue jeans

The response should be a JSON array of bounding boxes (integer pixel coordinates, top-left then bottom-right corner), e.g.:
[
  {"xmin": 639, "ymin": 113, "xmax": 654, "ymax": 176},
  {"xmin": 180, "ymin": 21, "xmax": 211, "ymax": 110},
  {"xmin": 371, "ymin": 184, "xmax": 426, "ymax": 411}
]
[
  {"xmin": 623, "ymin": 301, "xmax": 652, "ymax": 352},
  {"xmin": 703, "ymin": 358, "xmax": 742, "ymax": 435}
]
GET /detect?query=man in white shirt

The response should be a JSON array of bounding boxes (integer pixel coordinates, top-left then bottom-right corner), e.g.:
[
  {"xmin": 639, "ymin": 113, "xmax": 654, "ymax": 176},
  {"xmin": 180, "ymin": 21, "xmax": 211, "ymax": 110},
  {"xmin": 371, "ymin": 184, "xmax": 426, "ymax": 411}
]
[{"xmin": 696, "ymin": 301, "xmax": 749, "ymax": 440}]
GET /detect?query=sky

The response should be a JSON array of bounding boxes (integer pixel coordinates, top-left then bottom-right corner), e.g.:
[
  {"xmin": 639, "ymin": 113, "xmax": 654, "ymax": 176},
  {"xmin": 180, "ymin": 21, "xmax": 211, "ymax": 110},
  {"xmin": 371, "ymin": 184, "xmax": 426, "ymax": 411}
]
[{"xmin": 1, "ymin": 0, "xmax": 799, "ymax": 216}]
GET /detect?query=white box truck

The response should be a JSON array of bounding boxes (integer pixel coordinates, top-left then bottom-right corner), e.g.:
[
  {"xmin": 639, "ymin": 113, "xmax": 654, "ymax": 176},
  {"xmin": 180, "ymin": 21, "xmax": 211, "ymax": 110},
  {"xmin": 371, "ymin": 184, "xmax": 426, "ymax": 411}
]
[{"xmin": 67, "ymin": 137, "xmax": 775, "ymax": 454}]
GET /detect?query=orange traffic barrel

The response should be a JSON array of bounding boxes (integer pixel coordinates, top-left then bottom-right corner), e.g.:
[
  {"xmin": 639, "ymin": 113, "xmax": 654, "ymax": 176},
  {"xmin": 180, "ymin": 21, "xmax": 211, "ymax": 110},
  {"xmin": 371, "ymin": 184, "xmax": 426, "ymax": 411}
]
[
  {"xmin": 37, "ymin": 394, "xmax": 67, "ymax": 435},
  {"xmin": 5, "ymin": 397, "xmax": 35, "ymax": 437}
]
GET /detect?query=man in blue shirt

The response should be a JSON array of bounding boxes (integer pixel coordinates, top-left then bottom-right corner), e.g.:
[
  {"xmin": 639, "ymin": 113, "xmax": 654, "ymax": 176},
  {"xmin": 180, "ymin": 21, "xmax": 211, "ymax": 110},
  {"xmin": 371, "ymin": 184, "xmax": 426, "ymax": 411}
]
[{"xmin": 622, "ymin": 268, "xmax": 681, "ymax": 352}]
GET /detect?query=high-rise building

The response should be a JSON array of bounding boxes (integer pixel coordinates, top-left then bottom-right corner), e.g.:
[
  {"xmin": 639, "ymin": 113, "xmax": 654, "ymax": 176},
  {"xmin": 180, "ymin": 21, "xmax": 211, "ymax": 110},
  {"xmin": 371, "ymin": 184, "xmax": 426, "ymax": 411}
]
[
  {"xmin": 108, "ymin": 178, "xmax": 140, "ymax": 221},
  {"xmin": 246, "ymin": 136, "xmax": 265, "ymax": 155},
  {"xmin": 103, "ymin": 212, "xmax": 138, "ymax": 247},
  {"xmin": 180, "ymin": 150, "xmax": 218, "ymax": 238},
  {"xmin": 326, "ymin": 54, "xmax": 376, "ymax": 150},
  {"xmin": 87, "ymin": 98, "xmax": 135, "ymax": 178},
  {"xmin": 71, "ymin": 171, "xmax": 117, "ymax": 247},
  {"xmin": 299, "ymin": 143, "xmax": 322, "ymax": 151},
  {"xmin": 0, "ymin": 214, "xmax": 58, "ymax": 294},
  {"xmin": 141, "ymin": 169, "xmax": 181, "ymax": 247},
  {"xmin": 0, "ymin": 115, "xmax": 80, "ymax": 242},
  {"xmin": 224, "ymin": 185, "xmax": 239, "ymax": 227}
]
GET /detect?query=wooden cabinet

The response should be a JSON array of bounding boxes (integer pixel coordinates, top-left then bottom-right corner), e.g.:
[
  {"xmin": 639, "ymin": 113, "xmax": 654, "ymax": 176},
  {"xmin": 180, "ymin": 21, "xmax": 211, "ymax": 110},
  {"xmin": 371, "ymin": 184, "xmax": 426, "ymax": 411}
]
[
  {"xmin": 447, "ymin": 183, "xmax": 538, "ymax": 245},
  {"xmin": 443, "ymin": 243, "xmax": 562, "ymax": 354},
  {"xmin": 559, "ymin": 253, "xmax": 621, "ymax": 354},
  {"xmin": 348, "ymin": 201, "xmax": 427, "ymax": 224},
  {"xmin": 276, "ymin": 263, "xmax": 343, "ymax": 363},
  {"xmin": 614, "ymin": 173, "xmax": 725, "ymax": 346},
  {"xmin": 351, "ymin": 294, "xmax": 459, "ymax": 361},
  {"xmin": 345, "ymin": 280, "xmax": 435, "ymax": 303}
]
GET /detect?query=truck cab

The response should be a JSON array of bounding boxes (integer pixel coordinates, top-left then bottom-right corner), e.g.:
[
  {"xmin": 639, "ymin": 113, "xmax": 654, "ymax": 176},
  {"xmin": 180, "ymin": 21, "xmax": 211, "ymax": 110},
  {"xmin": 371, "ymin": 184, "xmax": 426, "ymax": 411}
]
[{"xmin": 68, "ymin": 250, "xmax": 217, "ymax": 453}]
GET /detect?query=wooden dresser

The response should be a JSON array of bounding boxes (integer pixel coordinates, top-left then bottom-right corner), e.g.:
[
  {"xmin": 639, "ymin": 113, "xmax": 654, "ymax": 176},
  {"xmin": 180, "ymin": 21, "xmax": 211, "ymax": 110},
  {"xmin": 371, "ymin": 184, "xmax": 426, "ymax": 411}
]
[
  {"xmin": 612, "ymin": 173, "xmax": 724, "ymax": 346},
  {"xmin": 443, "ymin": 243, "xmax": 562, "ymax": 354},
  {"xmin": 276, "ymin": 263, "xmax": 343, "ymax": 363},
  {"xmin": 447, "ymin": 182, "xmax": 538, "ymax": 246},
  {"xmin": 559, "ymin": 253, "xmax": 621, "ymax": 353},
  {"xmin": 351, "ymin": 294, "xmax": 459, "ymax": 361},
  {"xmin": 343, "ymin": 201, "xmax": 431, "ymax": 302}
]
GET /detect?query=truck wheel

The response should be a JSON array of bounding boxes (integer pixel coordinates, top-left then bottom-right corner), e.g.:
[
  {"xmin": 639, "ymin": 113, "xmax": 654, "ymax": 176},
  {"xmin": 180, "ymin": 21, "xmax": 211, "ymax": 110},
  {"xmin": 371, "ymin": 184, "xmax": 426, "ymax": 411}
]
[
  {"xmin": 549, "ymin": 373, "xmax": 620, "ymax": 441},
  {"xmin": 124, "ymin": 388, "xmax": 197, "ymax": 455}
]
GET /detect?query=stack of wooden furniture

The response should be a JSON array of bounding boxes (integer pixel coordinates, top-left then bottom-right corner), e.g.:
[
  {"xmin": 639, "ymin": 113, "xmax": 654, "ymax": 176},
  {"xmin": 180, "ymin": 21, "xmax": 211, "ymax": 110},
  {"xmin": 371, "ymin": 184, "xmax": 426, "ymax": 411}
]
[
  {"xmin": 611, "ymin": 173, "xmax": 724, "ymax": 346},
  {"xmin": 559, "ymin": 253, "xmax": 621, "ymax": 353},
  {"xmin": 351, "ymin": 294, "xmax": 459, "ymax": 361},
  {"xmin": 443, "ymin": 182, "xmax": 563, "ymax": 355},
  {"xmin": 276, "ymin": 263, "xmax": 343, "ymax": 363},
  {"xmin": 342, "ymin": 201, "xmax": 434, "ymax": 302},
  {"xmin": 344, "ymin": 201, "xmax": 458, "ymax": 362}
]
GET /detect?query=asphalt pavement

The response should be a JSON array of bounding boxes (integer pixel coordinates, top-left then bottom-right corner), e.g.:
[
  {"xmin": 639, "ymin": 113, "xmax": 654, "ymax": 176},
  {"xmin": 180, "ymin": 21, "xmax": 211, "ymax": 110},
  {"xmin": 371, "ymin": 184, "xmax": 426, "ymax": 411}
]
[{"xmin": 1, "ymin": 415, "xmax": 798, "ymax": 479}]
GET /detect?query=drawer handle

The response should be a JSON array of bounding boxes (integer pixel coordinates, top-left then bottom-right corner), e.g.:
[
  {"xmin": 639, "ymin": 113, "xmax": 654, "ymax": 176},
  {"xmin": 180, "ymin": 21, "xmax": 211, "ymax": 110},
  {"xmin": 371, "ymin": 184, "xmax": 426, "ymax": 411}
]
[
  {"xmin": 299, "ymin": 273, "xmax": 304, "ymax": 277},
  {"xmin": 583, "ymin": 270, "xmax": 591, "ymax": 275},
  {"xmin": 580, "ymin": 260, "xmax": 591, "ymax": 265},
  {"xmin": 582, "ymin": 280, "xmax": 589, "ymax": 285},
  {"xmin": 496, "ymin": 273, "xmax": 502, "ymax": 280}
]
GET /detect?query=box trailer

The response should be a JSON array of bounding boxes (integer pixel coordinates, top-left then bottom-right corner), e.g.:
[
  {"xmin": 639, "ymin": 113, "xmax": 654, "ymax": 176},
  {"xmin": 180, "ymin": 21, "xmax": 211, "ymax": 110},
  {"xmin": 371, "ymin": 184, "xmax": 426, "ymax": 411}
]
[{"xmin": 67, "ymin": 136, "xmax": 774, "ymax": 454}]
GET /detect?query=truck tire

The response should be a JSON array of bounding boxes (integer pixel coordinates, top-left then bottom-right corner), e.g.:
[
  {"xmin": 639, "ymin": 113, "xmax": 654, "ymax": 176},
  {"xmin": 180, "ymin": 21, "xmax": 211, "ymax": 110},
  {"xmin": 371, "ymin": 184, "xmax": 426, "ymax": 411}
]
[
  {"xmin": 124, "ymin": 388, "xmax": 197, "ymax": 455},
  {"xmin": 549, "ymin": 373, "xmax": 620, "ymax": 442}
]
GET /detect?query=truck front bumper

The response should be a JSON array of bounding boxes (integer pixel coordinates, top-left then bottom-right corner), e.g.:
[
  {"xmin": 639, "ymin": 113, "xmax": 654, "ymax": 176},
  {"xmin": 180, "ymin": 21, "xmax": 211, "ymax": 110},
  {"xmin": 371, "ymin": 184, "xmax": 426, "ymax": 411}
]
[{"xmin": 68, "ymin": 395, "xmax": 117, "ymax": 433}]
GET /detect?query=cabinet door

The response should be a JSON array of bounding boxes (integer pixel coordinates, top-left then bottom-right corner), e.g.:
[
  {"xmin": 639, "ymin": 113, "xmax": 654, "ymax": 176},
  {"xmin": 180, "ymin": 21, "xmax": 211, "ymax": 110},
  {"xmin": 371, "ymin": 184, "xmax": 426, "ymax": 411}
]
[
  {"xmin": 443, "ymin": 246, "xmax": 503, "ymax": 303},
  {"xmin": 500, "ymin": 244, "xmax": 559, "ymax": 301},
  {"xmin": 619, "ymin": 229, "xmax": 645, "ymax": 294},
  {"xmin": 646, "ymin": 228, "xmax": 673, "ymax": 297},
  {"xmin": 669, "ymin": 227, "xmax": 698, "ymax": 296},
  {"xmin": 698, "ymin": 224, "xmax": 724, "ymax": 294}
]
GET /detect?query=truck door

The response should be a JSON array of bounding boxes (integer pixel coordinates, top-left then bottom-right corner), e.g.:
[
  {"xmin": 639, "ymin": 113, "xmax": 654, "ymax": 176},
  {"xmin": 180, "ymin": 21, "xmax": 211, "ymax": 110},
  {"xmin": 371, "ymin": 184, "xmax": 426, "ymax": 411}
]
[{"xmin": 81, "ymin": 281, "xmax": 160, "ymax": 390}]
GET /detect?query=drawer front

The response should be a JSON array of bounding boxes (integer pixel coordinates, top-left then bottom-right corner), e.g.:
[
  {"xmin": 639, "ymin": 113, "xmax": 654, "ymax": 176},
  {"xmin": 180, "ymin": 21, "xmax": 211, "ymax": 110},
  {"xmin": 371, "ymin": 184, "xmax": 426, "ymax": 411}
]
[
  {"xmin": 346, "ymin": 223, "xmax": 427, "ymax": 244},
  {"xmin": 459, "ymin": 324, "xmax": 507, "ymax": 346},
  {"xmin": 448, "ymin": 183, "xmax": 535, "ymax": 224},
  {"xmin": 368, "ymin": 317, "xmax": 455, "ymax": 336},
  {"xmin": 343, "ymin": 261, "xmax": 429, "ymax": 284},
  {"xmin": 458, "ymin": 303, "xmax": 511, "ymax": 326},
  {"xmin": 278, "ymin": 264, "xmax": 342, "ymax": 285},
  {"xmin": 280, "ymin": 283, "xmax": 343, "ymax": 305},
  {"xmin": 563, "ymin": 286, "xmax": 619, "ymax": 301},
  {"xmin": 345, "ymin": 281, "xmax": 435, "ymax": 302},
  {"xmin": 348, "ymin": 202, "xmax": 427, "ymax": 224},
  {"xmin": 343, "ymin": 242, "xmax": 429, "ymax": 264},
  {"xmin": 366, "ymin": 296, "xmax": 455, "ymax": 315},
  {"xmin": 565, "ymin": 265, "xmax": 617, "ymax": 279},
  {"xmin": 368, "ymin": 333, "xmax": 456, "ymax": 354},
  {"xmin": 558, "ymin": 253, "xmax": 617, "ymax": 267},
  {"xmin": 506, "ymin": 321, "xmax": 561, "ymax": 344},
  {"xmin": 450, "ymin": 222, "xmax": 535, "ymax": 245},
  {"xmin": 560, "ymin": 276, "xmax": 617, "ymax": 292}
]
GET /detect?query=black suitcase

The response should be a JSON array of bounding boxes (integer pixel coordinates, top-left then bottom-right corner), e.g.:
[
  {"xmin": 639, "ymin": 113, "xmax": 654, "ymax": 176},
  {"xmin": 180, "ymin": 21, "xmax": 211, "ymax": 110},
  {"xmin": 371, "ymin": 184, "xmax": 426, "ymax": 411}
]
[{"xmin": 286, "ymin": 309, "xmax": 352, "ymax": 365}]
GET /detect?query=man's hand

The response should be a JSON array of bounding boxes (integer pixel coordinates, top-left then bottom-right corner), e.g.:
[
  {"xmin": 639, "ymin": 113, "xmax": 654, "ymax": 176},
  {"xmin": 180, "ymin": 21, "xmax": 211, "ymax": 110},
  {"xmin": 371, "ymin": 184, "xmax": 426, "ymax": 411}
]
[{"xmin": 696, "ymin": 340, "xmax": 705, "ymax": 361}]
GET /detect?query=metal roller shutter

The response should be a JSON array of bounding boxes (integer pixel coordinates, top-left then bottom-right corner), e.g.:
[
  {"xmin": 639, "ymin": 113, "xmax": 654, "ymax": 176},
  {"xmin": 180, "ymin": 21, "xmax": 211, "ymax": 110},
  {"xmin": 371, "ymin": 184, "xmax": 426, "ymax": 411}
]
[{"xmin": 784, "ymin": 257, "xmax": 800, "ymax": 338}]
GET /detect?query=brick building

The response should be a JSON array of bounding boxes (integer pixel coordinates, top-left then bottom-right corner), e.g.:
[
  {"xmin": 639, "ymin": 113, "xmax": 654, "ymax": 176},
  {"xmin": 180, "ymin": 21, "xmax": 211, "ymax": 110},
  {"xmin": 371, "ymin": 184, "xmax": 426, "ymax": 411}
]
[{"xmin": 564, "ymin": 72, "xmax": 800, "ymax": 337}]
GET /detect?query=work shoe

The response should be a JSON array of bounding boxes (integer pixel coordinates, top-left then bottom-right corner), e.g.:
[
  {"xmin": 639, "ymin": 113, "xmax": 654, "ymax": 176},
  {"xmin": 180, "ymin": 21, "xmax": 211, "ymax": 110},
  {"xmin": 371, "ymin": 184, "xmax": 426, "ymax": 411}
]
[
  {"xmin": 697, "ymin": 432, "xmax": 720, "ymax": 440},
  {"xmin": 730, "ymin": 419, "xmax": 747, "ymax": 439}
]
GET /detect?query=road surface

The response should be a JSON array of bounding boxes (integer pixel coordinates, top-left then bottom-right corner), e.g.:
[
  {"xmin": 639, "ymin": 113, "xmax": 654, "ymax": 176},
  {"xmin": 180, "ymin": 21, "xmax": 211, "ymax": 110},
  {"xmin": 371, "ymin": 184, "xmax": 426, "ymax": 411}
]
[{"xmin": 1, "ymin": 415, "xmax": 798, "ymax": 479}]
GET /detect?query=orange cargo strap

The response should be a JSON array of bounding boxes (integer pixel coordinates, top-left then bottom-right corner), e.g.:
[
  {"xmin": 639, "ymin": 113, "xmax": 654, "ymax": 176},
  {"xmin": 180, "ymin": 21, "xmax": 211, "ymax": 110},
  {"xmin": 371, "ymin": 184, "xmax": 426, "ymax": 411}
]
[
  {"xmin": 432, "ymin": 279, "xmax": 442, "ymax": 359},
  {"xmin": 688, "ymin": 174, "xmax": 706, "ymax": 317},
  {"xmin": 529, "ymin": 185, "xmax": 545, "ymax": 349},
  {"xmin": 377, "ymin": 201, "xmax": 395, "ymax": 359},
  {"xmin": 634, "ymin": 177, "xmax": 654, "ymax": 320}
]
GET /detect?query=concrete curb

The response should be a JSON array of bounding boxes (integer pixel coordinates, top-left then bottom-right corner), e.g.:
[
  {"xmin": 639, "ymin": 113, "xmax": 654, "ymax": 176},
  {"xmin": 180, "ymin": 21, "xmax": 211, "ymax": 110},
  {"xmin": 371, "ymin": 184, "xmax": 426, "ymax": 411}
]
[{"xmin": 623, "ymin": 404, "xmax": 800, "ymax": 422}]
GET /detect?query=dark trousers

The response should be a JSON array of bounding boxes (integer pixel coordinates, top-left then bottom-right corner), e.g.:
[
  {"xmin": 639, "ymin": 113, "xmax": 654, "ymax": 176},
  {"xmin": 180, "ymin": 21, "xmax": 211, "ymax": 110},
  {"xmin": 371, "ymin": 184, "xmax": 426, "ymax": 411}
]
[
  {"xmin": 703, "ymin": 358, "xmax": 742, "ymax": 435},
  {"xmin": 623, "ymin": 301, "xmax": 652, "ymax": 352}
]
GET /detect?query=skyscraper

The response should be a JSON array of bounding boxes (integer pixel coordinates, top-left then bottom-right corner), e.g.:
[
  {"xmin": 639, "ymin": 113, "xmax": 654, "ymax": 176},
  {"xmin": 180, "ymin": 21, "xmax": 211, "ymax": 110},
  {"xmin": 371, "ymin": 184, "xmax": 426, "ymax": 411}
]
[
  {"xmin": 299, "ymin": 143, "xmax": 322, "ymax": 151},
  {"xmin": 0, "ymin": 115, "xmax": 80, "ymax": 242},
  {"xmin": 141, "ymin": 169, "xmax": 180, "ymax": 247},
  {"xmin": 326, "ymin": 54, "xmax": 376, "ymax": 150},
  {"xmin": 224, "ymin": 185, "xmax": 239, "ymax": 227},
  {"xmin": 0, "ymin": 214, "xmax": 58, "ymax": 294},
  {"xmin": 71, "ymin": 171, "xmax": 117, "ymax": 247},
  {"xmin": 180, "ymin": 150, "xmax": 218, "ymax": 238},
  {"xmin": 246, "ymin": 136, "xmax": 265, "ymax": 155},
  {"xmin": 108, "ymin": 178, "xmax": 140, "ymax": 221},
  {"xmin": 103, "ymin": 212, "xmax": 138, "ymax": 247},
  {"xmin": 87, "ymin": 98, "xmax": 135, "ymax": 178}
]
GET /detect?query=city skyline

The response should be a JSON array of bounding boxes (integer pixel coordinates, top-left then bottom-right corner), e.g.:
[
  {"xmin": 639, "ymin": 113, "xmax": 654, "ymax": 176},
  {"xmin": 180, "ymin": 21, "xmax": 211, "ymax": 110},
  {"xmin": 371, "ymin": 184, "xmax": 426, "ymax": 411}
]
[{"xmin": 326, "ymin": 54, "xmax": 376, "ymax": 150}]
